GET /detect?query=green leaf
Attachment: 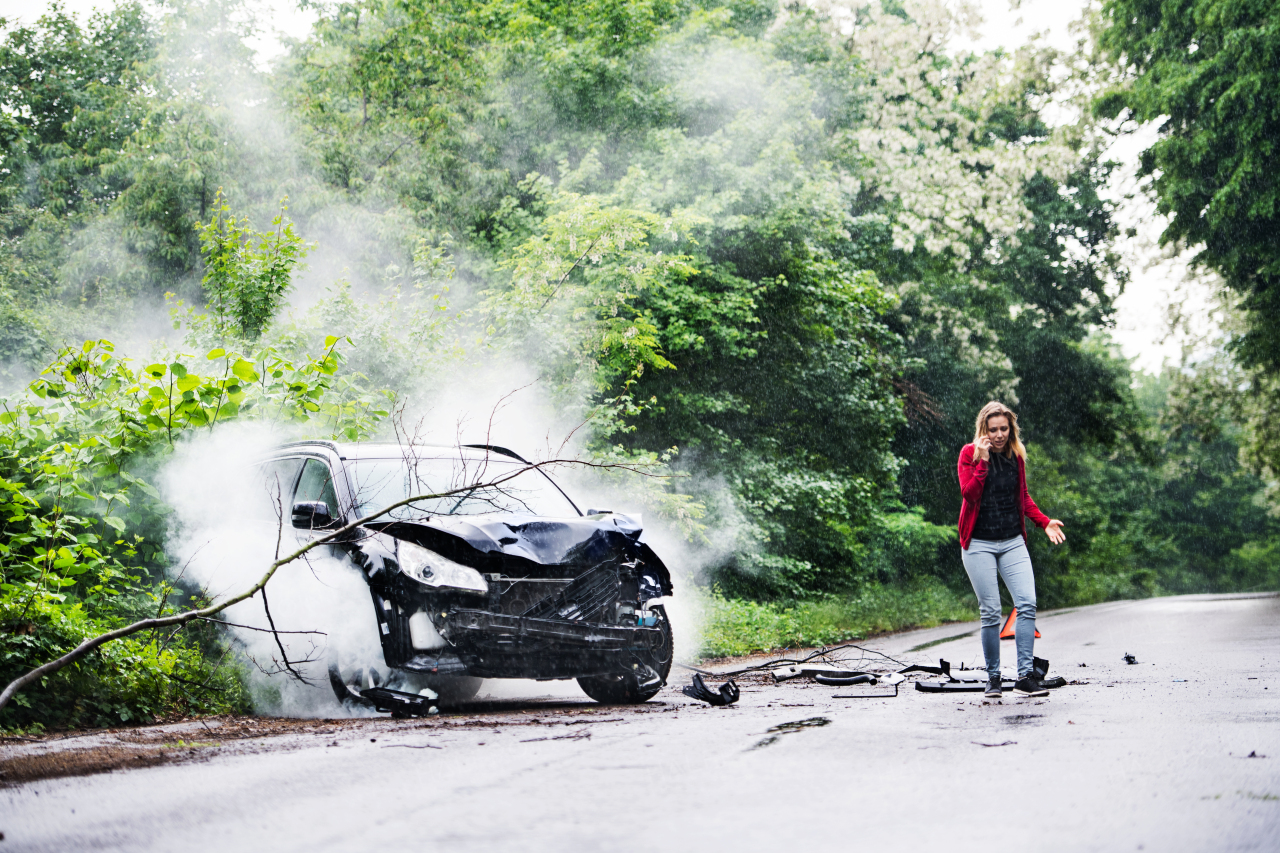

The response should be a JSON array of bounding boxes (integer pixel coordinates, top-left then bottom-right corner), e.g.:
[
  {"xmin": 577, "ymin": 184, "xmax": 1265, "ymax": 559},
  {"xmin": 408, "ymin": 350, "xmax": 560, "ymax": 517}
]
[
  {"xmin": 143, "ymin": 363, "xmax": 167, "ymax": 378},
  {"xmin": 169, "ymin": 362, "xmax": 188, "ymax": 378},
  {"xmin": 207, "ymin": 347, "xmax": 226, "ymax": 360},
  {"xmin": 176, "ymin": 375, "xmax": 202, "ymax": 393},
  {"xmin": 231, "ymin": 358, "xmax": 259, "ymax": 382},
  {"xmin": 324, "ymin": 335, "xmax": 340, "ymax": 348}
]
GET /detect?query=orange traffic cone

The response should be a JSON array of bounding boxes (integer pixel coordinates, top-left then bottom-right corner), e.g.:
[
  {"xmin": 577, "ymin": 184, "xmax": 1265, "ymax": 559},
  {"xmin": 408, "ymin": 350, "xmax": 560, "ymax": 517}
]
[{"xmin": 999, "ymin": 608, "xmax": 1041, "ymax": 639}]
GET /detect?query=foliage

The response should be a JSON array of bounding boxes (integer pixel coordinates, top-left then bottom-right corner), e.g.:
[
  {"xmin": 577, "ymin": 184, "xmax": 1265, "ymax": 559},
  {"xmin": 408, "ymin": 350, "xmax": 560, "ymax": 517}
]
[
  {"xmin": 197, "ymin": 192, "xmax": 312, "ymax": 342},
  {"xmin": 1098, "ymin": 0, "xmax": 1280, "ymax": 491},
  {"xmin": 0, "ymin": 180, "xmax": 391, "ymax": 727},
  {"xmin": 697, "ymin": 580, "xmax": 976, "ymax": 658},
  {"xmin": 1098, "ymin": 0, "xmax": 1280, "ymax": 376}
]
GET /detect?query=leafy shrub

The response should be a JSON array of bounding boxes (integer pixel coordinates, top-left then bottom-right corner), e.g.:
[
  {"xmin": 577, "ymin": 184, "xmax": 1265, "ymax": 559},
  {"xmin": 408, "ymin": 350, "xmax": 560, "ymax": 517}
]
[{"xmin": 698, "ymin": 580, "xmax": 976, "ymax": 658}]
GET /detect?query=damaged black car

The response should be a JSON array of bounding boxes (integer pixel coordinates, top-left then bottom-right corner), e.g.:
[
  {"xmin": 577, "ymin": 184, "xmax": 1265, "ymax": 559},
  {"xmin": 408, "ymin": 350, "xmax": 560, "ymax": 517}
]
[{"xmin": 258, "ymin": 441, "xmax": 674, "ymax": 712}]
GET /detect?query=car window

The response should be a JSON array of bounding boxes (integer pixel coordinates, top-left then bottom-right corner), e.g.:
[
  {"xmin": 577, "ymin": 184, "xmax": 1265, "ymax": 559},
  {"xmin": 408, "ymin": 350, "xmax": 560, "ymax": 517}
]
[
  {"xmin": 295, "ymin": 458, "xmax": 340, "ymax": 519},
  {"xmin": 252, "ymin": 457, "xmax": 303, "ymax": 519},
  {"xmin": 347, "ymin": 456, "xmax": 579, "ymax": 519},
  {"xmin": 260, "ymin": 458, "xmax": 303, "ymax": 499}
]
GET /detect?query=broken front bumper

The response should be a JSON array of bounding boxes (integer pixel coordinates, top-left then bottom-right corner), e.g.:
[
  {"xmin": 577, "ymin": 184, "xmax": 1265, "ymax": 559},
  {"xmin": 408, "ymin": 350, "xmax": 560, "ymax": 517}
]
[{"xmin": 439, "ymin": 608, "xmax": 667, "ymax": 680}]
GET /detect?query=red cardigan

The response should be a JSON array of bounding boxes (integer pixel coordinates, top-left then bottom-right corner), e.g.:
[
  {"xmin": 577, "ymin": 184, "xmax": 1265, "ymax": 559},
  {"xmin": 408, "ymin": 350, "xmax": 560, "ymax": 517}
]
[{"xmin": 956, "ymin": 444, "xmax": 1051, "ymax": 549}]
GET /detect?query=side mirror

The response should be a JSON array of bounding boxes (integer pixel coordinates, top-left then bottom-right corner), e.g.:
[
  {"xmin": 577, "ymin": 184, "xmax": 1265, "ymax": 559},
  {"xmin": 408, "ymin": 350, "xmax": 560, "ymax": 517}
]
[{"xmin": 292, "ymin": 500, "xmax": 336, "ymax": 530}]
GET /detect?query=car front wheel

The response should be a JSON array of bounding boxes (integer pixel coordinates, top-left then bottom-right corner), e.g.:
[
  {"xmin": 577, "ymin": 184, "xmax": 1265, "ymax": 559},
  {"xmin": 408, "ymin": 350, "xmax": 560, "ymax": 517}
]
[{"xmin": 577, "ymin": 605, "xmax": 673, "ymax": 704}]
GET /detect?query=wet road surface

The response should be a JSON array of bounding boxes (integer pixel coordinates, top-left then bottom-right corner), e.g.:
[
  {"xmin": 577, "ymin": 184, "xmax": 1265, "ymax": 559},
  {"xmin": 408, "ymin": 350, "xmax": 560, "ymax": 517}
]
[{"xmin": 3, "ymin": 592, "xmax": 1278, "ymax": 851}]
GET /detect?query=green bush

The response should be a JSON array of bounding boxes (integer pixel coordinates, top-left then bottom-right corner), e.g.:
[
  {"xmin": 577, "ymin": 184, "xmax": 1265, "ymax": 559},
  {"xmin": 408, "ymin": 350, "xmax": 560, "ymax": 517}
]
[
  {"xmin": 0, "ymin": 593, "xmax": 247, "ymax": 730},
  {"xmin": 697, "ymin": 580, "xmax": 976, "ymax": 659}
]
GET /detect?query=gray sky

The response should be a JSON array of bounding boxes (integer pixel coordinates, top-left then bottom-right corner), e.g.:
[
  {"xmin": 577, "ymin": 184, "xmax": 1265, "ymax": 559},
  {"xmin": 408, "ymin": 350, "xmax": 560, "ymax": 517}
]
[{"xmin": 0, "ymin": 0, "xmax": 1197, "ymax": 373}]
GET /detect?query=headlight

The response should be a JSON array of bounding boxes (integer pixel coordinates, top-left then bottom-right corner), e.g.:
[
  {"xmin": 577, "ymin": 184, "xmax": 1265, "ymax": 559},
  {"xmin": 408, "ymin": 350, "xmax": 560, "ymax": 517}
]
[{"xmin": 397, "ymin": 541, "xmax": 488, "ymax": 594}]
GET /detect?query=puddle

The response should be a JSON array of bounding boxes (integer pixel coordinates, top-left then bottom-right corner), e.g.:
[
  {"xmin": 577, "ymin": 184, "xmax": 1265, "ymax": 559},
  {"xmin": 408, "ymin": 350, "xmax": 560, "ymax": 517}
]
[{"xmin": 750, "ymin": 717, "xmax": 831, "ymax": 750}]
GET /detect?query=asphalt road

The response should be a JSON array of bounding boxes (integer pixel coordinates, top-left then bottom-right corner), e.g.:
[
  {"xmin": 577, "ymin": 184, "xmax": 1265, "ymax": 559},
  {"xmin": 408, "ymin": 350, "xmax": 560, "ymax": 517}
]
[{"xmin": 3, "ymin": 592, "xmax": 1278, "ymax": 852}]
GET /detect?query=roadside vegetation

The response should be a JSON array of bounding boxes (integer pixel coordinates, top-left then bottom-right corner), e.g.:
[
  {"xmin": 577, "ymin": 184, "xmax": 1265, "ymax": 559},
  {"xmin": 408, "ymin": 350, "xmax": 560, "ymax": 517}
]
[{"xmin": 1, "ymin": 0, "xmax": 1277, "ymax": 728}]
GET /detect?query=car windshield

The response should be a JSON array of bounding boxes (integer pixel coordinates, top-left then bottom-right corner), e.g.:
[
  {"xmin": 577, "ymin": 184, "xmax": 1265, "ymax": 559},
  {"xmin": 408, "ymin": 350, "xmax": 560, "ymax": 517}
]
[{"xmin": 346, "ymin": 456, "xmax": 579, "ymax": 519}]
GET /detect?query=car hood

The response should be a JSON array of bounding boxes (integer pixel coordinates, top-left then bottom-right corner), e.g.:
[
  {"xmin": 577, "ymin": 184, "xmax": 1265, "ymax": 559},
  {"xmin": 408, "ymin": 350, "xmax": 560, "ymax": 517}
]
[
  {"xmin": 402, "ymin": 512, "xmax": 644, "ymax": 565},
  {"xmin": 368, "ymin": 512, "xmax": 670, "ymax": 592}
]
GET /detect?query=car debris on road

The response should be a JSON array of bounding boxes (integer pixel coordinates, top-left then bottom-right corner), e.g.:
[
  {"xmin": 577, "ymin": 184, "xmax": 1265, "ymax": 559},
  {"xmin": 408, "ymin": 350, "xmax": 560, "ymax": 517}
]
[
  {"xmin": 682, "ymin": 674, "xmax": 740, "ymax": 706},
  {"xmin": 906, "ymin": 657, "xmax": 1069, "ymax": 693}
]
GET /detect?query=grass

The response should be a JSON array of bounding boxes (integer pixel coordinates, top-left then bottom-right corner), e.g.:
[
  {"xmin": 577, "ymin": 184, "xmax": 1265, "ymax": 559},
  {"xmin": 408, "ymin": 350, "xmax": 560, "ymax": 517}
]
[{"xmin": 696, "ymin": 579, "xmax": 978, "ymax": 659}]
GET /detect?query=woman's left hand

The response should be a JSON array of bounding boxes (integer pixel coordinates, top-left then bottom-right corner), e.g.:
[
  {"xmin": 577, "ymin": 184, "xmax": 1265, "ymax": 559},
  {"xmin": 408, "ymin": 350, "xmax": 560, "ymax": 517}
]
[{"xmin": 1045, "ymin": 519, "xmax": 1066, "ymax": 545}]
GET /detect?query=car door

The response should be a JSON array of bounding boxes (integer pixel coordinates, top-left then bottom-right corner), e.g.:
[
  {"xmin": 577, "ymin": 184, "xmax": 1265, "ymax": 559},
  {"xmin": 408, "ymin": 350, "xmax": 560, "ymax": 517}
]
[{"xmin": 291, "ymin": 457, "xmax": 347, "ymax": 554}]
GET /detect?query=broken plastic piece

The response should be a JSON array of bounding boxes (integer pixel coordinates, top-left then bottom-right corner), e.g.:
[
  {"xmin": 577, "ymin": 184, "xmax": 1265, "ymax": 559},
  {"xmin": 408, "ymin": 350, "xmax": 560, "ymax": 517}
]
[
  {"xmin": 1123, "ymin": 653, "xmax": 1138, "ymax": 665},
  {"xmin": 813, "ymin": 673, "xmax": 876, "ymax": 687},
  {"xmin": 361, "ymin": 686, "xmax": 439, "ymax": 717},
  {"xmin": 897, "ymin": 658, "xmax": 951, "ymax": 678},
  {"xmin": 832, "ymin": 677, "xmax": 900, "ymax": 699},
  {"xmin": 1031, "ymin": 657, "xmax": 1067, "ymax": 689},
  {"xmin": 682, "ymin": 673, "xmax": 740, "ymax": 706},
  {"xmin": 771, "ymin": 665, "xmax": 876, "ymax": 684}
]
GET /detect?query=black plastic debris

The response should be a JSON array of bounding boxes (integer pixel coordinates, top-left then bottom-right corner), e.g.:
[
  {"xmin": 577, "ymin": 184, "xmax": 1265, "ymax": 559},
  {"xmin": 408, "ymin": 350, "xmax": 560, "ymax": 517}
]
[
  {"xmin": 771, "ymin": 665, "xmax": 878, "ymax": 685},
  {"xmin": 1033, "ymin": 656, "xmax": 1067, "ymax": 689},
  {"xmin": 1123, "ymin": 653, "xmax": 1138, "ymax": 665},
  {"xmin": 898, "ymin": 658, "xmax": 953, "ymax": 678},
  {"xmin": 360, "ymin": 686, "xmax": 439, "ymax": 718},
  {"xmin": 832, "ymin": 674, "xmax": 902, "ymax": 699},
  {"xmin": 813, "ymin": 672, "xmax": 877, "ymax": 687},
  {"xmin": 683, "ymin": 673, "xmax": 741, "ymax": 706}
]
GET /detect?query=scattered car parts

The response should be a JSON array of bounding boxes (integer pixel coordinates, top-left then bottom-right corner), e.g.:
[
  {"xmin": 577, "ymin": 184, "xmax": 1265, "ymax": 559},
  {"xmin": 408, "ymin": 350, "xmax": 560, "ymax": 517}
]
[
  {"xmin": 682, "ymin": 674, "xmax": 741, "ymax": 706},
  {"xmin": 908, "ymin": 657, "xmax": 1068, "ymax": 694}
]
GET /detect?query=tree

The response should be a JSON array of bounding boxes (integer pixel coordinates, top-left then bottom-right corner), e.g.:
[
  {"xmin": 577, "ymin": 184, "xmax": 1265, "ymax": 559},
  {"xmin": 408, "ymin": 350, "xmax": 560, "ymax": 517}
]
[{"xmin": 1097, "ymin": 0, "xmax": 1280, "ymax": 376}]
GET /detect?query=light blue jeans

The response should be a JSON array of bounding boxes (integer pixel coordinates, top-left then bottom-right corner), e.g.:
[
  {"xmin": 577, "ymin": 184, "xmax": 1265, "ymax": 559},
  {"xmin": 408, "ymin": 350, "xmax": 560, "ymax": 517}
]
[{"xmin": 961, "ymin": 536, "xmax": 1037, "ymax": 678}]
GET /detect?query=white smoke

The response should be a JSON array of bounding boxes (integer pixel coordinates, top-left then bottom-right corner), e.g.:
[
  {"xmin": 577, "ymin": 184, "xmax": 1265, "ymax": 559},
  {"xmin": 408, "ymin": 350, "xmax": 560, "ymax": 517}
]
[{"xmin": 159, "ymin": 422, "xmax": 384, "ymax": 716}]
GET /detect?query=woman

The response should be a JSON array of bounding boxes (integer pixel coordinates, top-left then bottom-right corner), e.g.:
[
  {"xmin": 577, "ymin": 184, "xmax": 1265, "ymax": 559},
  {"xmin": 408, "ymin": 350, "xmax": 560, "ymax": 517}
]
[{"xmin": 958, "ymin": 401, "xmax": 1066, "ymax": 698}]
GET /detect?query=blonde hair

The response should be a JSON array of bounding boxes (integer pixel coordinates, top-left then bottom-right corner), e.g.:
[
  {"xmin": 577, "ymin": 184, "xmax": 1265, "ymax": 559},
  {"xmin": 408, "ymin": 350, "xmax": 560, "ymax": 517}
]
[{"xmin": 973, "ymin": 401, "xmax": 1026, "ymax": 459}]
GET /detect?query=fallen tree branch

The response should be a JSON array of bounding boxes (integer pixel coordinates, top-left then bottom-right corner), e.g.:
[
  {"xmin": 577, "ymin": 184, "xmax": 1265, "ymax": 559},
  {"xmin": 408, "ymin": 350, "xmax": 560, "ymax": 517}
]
[{"xmin": 197, "ymin": 617, "xmax": 326, "ymax": 636}]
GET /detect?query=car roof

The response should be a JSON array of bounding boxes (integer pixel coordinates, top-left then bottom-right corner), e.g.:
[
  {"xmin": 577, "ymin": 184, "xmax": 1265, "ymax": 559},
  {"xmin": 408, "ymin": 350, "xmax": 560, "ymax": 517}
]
[{"xmin": 273, "ymin": 441, "xmax": 526, "ymax": 462}]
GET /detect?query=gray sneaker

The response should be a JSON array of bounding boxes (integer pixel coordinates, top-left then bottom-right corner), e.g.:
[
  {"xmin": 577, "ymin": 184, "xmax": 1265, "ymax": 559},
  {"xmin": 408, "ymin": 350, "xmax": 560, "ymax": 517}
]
[{"xmin": 984, "ymin": 675, "xmax": 1002, "ymax": 698}]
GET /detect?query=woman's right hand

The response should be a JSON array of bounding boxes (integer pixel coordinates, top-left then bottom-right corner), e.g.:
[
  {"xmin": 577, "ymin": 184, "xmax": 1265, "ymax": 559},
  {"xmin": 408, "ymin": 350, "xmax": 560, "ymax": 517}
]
[{"xmin": 973, "ymin": 436, "xmax": 991, "ymax": 461}]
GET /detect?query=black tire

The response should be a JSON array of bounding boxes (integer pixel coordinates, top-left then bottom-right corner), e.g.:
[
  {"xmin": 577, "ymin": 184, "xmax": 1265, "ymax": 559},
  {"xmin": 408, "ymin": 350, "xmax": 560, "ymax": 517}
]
[{"xmin": 577, "ymin": 605, "xmax": 674, "ymax": 704}]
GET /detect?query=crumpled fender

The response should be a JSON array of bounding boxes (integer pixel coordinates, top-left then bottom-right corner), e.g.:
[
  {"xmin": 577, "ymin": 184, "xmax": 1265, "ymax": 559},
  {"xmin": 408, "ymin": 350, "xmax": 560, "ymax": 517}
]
[{"xmin": 342, "ymin": 531, "xmax": 399, "ymax": 589}]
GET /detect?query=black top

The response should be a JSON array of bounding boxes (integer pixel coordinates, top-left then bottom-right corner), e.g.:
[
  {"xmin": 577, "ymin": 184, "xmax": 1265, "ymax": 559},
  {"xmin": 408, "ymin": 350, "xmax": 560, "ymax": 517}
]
[{"xmin": 971, "ymin": 451, "xmax": 1021, "ymax": 541}]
